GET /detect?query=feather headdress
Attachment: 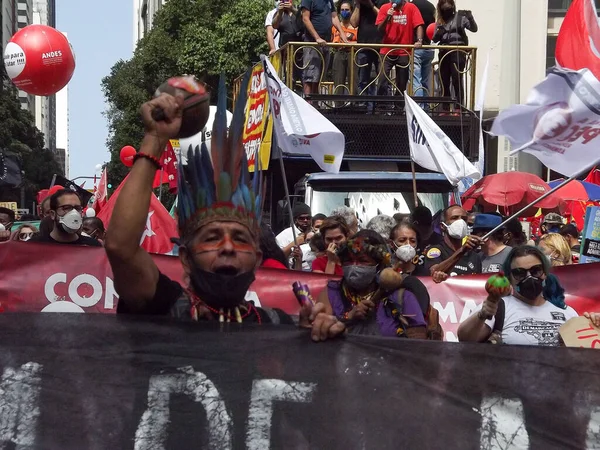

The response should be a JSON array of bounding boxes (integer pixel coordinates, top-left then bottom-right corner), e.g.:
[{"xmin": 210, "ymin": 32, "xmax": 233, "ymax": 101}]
[{"xmin": 177, "ymin": 72, "xmax": 264, "ymax": 241}]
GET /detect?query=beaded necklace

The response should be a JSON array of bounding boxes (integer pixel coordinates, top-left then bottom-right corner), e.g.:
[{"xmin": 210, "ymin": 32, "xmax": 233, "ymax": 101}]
[{"xmin": 185, "ymin": 289, "xmax": 261, "ymax": 324}]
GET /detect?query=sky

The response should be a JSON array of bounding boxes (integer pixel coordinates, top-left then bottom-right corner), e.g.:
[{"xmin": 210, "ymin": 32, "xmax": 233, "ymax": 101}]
[{"xmin": 56, "ymin": 0, "xmax": 133, "ymax": 180}]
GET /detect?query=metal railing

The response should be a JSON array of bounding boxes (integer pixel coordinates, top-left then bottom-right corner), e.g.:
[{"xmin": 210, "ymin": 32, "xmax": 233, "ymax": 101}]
[{"xmin": 234, "ymin": 42, "xmax": 477, "ymax": 110}]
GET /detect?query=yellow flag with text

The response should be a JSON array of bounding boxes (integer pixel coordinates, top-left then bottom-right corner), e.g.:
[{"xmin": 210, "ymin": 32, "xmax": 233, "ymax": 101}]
[{"xmin": 244, "ymin": 53, "xmax": 280, "ymax": 172}]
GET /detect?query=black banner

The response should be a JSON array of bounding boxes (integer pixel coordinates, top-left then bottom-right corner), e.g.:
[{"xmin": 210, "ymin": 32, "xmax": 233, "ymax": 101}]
[
  {"xmin": 0, "ymin": 150, "xmax": 22, "ymax": 187},
  {"xmin": 53, "ymin": 174, "xmax": 93, "ymax": 205},
  {"xmin": 0, "ymin": 314, "xmax": 598, "ymax": 449}
]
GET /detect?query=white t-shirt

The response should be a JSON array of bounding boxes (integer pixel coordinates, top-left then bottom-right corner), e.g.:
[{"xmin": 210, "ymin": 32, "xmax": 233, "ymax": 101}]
[
  {"xmin": 275, "ymin": 226, "xmax": 311, "ymax": 271},
  {"xmin": 480, "ymin": 295, "xmax": 578, "ymax": 347},
  {"xmin": 265, "ymin": 9, "xmax": 280, "ymax": 49}
]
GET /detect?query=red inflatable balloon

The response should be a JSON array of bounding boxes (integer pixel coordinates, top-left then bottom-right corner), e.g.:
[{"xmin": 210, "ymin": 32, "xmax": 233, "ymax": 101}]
[
  {"xmin": 426, "ymin": 23, "xmax": 436, "ymax": 41},
  {"xmin": 120, "ymin": 146, "xmax": 137, "ymax": 167},
  {"xmin": 3, "ymin": 25, "xmax": 76, "ymax": 96}
]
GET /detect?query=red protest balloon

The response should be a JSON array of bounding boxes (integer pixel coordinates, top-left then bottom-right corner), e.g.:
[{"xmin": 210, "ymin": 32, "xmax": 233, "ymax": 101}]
[
  {"xmin": 120, "ymin": 146, "xmax": 137, "ymax": 167},
  {"xmin": 3, "ymin": 25, "xmax": 76, "ymax": 96},
  {"xmin": 426, "ymin": 23, "xmax": 436, "ymax": 41}
]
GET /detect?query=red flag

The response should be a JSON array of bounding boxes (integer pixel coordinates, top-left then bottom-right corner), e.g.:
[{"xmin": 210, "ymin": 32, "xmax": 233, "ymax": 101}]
[
  {"xmin": 585, "ymin": 166, "xmax": 600, "ymax": 185},
  {"xmin": 37, "ymin": 189, "xmax": 49, "ymax": 203},
  {"xmin": 97, "ymin": 175, "xmax": 177, "ymax": 254},
  {"xmin": 92, "ymin": 168, "xmax": 108, "ymax": 213},
  {"xmin": 153, "ymin": 141, "xmax": 178, "ymax": 193},
  {"xmin": 556, "ymin": 0, "xmax": 600, "ymax": 78}
]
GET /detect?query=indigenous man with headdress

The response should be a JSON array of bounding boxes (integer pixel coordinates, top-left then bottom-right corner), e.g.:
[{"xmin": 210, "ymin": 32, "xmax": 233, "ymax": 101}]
[{"xmin": 105, "ymin": 76, "xmax": 344, "ymax": 341}]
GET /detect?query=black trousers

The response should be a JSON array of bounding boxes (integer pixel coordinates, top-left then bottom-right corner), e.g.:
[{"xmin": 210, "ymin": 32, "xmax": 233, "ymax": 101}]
[{"xmin": 439, "ymin": 49, "xmax": 467, "ymax": 109}]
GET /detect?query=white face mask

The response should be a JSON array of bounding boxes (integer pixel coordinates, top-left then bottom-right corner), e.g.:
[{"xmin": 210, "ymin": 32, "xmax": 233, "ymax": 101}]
[
  {"xmin": 0, "ymin": 223, "xmax": 4, "ymax": 232},
  {"xmin": 395, "ymin": 244, "xmax": 416, "ymax": 263},
  {"xmin": 443, "ymin": 219, "xmax": 469, "ymax": 240},
  {"xmin": 58, "ymin": 210, "xmax": 83, "ymax": 234}
]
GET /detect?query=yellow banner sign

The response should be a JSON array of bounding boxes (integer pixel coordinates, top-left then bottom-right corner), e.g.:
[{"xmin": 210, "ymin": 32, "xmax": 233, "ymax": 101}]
[
  {"xmin": 0, "ymin": 202, "xmax": 17, "ymax": 212},
  {"xmin": 244, "ymin": 54, "xmax": 281, "ymax": 172}
]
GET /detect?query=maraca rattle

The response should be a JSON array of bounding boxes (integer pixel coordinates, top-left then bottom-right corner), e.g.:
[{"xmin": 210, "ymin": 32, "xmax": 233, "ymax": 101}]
[
  {"xmin": 482, "ymin": 271, "xmax": 511, "ymax": 320},
  {"xmin": 153, "ymin": 75, "xmax": 211, "ymax": 138}
]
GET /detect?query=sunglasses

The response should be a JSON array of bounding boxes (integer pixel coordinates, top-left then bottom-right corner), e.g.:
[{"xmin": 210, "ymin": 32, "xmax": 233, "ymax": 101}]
[{"xmin": 510, "ymin": 264, "xmax": 544, "ymax": 282}]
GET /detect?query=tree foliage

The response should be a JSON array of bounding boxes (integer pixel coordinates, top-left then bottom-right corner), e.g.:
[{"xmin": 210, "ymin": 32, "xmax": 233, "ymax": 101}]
[
  {"xmin": 0, "ymin": 68, "xmax": 62, "ymax": 208},
  {"xmin": 102, "ymin": 0, "xmax": 272, "ymax": 195}
]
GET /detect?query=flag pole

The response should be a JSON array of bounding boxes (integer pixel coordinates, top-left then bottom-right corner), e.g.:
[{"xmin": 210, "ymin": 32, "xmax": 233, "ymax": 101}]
[
  {"xmin": 410, "ymin": 160, "xmax": 419, "ymax": 207},
  {"xmin": 158, "ymin": 167, "xmax": 164, "ymax": 202},
  {"xmin": 277, "ymin": 150, "xmax": 298, "ymax": 248},
  {"xmin": 482, "ymin": 159, "xmax": 600, "ymax": 240}
]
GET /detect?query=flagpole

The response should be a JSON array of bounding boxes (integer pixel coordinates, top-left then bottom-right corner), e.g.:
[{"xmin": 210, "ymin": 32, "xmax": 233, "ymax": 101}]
[
  {"xmin": 410, "ymin": 160, "xmax": 419, "ymax": 207},
  {"xmin": 278, "ymin": 152, "xmax": 298, "ymax": 247},
  {"xmin": 158, "ymin": 167, "xmax": 164, "ymax": 202},
  {"xmin": 482, "ymin": 159, "xmax": 600, "ymax": 240},
  {"xmin": 49, "ymin": 174, "xmax": 56, "ymax": 188}
]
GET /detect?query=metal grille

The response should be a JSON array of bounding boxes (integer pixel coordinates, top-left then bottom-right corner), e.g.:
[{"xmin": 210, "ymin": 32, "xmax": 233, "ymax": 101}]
[{"xmin": 319, "ymin": 109, "xmax": 480, "ymax": 160}]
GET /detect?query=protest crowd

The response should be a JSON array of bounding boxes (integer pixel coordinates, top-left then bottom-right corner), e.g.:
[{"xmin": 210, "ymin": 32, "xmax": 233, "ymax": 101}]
[{"xmin": 1, "ymin": 0, "xmax": 599, "ymax": 349}]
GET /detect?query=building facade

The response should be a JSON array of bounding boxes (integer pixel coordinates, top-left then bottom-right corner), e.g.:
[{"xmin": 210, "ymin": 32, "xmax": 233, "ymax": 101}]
[
  {"xmin": 132, "ymin": 0, "xmax": 165, "ymax": 49},
  {"xmin": 55, "ymin": 80, "xmax": 68, "ymax": 177}
]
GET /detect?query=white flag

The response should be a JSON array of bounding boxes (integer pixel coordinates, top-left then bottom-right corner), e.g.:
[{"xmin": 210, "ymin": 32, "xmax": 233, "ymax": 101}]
[
  {"xmin": 405, "ymin": 93, "xmax": 481, "ymax": 186},
  {"xmin": 261, "ymin": 55, "xmax": 344, "ymax": 173},
  {"xmin": 491, "ymin": 67, "xmax": 600, "ymax": 176}
]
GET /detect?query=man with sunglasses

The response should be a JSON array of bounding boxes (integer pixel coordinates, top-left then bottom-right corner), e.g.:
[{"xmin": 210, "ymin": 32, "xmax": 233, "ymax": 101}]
[
  {"xmin": 29, "ymin": 190, "xmax": 101, "ymax": 247},
  {"xmin": 276, "ymin": 202, "xmax": 313, "ymax": 270}
]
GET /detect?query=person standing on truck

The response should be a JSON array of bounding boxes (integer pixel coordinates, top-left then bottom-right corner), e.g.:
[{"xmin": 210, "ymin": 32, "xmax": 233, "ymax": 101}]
[
  {"xmin": 410, "ymin": 0, "xmax": 436, "ymax": 107},
  {"xmin": 351, "ymin": 0, "xmax": 386, "ymax": 98},
  {"xmin": 276, "ymin": 202, "xmax": 313, "ymax": 270},
  {"xmin": 375, "ymin": 0, "xmax": 425, "ymax": 97},
  {"xmin": 301, "ymin": 0, "xmax": 349, "ymax": 97}
]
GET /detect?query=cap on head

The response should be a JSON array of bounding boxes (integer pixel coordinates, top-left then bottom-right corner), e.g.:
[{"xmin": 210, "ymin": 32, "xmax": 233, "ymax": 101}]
[
  {"xmin": 543, "ymin": 213, "xmax": 564, "ymax": 225},
  {"xmin": 292, "ymin": 202, "xmax": 311, "ymax": 218},
  {"xmin": 472, "ymin": 214, "xmax": 503, "ymax": 232}
]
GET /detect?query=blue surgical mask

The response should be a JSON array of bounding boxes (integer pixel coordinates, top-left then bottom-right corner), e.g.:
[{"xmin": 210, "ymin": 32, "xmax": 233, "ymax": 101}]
[{"xmin": 340, "ymin": 10, "xmax": 351, "ymax": 20}]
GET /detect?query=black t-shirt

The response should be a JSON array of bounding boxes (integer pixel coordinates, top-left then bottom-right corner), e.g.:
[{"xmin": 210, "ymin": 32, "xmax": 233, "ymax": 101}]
[
  {"xmin": 357, "ymin": 0, "xmax": 386, "ymax": 43},
  {"xmin": 411, "ymin": 0, "xmax": 435, "ymax": 44},
  {"xmin": 29, "ymin": 233, "xmax": 102, "ymax": 247},
  {"xmin": 117, "ymin": 272, "xmax": 294, "ymax": 325},
  {"xmin": 417, "ymin": 231, "xmax": 444, "ymax": 255},
  {"xmin": 301, "ymin": 0, "xmax": 335, "ymax": 42},
  {"xmin": 276, "ymin": 10, "xmax": 304, "ymax": 47},
  {"xmin": 423, "ymin": 241, "xmax": 482, "ymax": 276}
]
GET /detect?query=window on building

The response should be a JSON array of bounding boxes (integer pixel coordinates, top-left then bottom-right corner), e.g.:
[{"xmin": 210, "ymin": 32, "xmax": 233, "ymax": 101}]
[
  {"xmin": 549, "ymin": 0, "xmax": 600, "ymax": 16},
  {"xmin": 546, "ymin": 35, "xmax": 557, "ymax": 71}
]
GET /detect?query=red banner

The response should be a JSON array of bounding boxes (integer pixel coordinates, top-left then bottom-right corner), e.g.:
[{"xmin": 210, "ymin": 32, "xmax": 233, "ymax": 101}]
[{"xmin": 0, "ymin": 242, "xmax": 598, "ymax": 341}]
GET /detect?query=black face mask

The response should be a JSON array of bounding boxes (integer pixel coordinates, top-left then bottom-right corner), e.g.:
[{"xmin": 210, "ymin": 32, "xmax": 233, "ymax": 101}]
[
  {"xmin": 441, "ymin": 6, "xmax": 454, "ymax": 19},
  {"xmin": 516, "ymin": 276, "xmax": 544, "ymax": 301},
  {"xmin": 188, "ymin": 263, "xmax": 256, "ymax": 309}
]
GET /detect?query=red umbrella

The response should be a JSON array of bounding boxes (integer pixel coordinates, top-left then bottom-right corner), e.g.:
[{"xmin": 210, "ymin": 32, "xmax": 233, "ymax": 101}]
[{"xmin": 461, "ymin": 172, "xmax": 564, "ymax": 217}]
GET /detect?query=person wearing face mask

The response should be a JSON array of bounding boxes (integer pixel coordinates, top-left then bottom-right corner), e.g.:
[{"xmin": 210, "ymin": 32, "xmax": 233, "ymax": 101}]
[
  {"xmin": 106, "ymin": 81, "xmax": 344, "ymax": 343},
  {"xmin": 331, "ymin": 1, "xmax": 358, "ymax": 103},
  {"xmin": 424, "ymin": 205, "xmax": 482, "ymax": 277},
  {"xmin": 432, "ymin": 0, "xmax": 477, "ymax": 112},
  {"xmin": 82, "ymin": 217, "xmax": 106, "ymax": 244},
  {"xmin": 410, "ymin": 206, "xmax": 443, "ymax": 253},
  {"xmin": 29, "ymin": 190, "xmax": 101, "ymax": 247},
  {"xmin": 458, "ymin": 245, "xmax": 600, "ymax": 346},
  {"xmin": 316, "ymin": 229, "xmax": 427, "ymax": 338},
  {"xmin": 0, "ymin": 207, "xmax": 15, "ymax": 243},
  {"xmin": 11, "ymin": 224, "xmax": 38, "ymax": 242},
  {"xmin": 389, "ymin": 219, "xmax": 433, "ymax": 310},
  {"xmin": 538, "ymin": 233, "xmax": 573, "ymax": 267}
]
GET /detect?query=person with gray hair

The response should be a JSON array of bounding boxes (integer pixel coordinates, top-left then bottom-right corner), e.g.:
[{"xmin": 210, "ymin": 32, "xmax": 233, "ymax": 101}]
[
  {"xmin": 330, "ymin": 206, "xmax": 359, "ymax": 236},
  {"xmin": 366, "ymin": 215, "xmax": 395, "ymax": 241}
]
